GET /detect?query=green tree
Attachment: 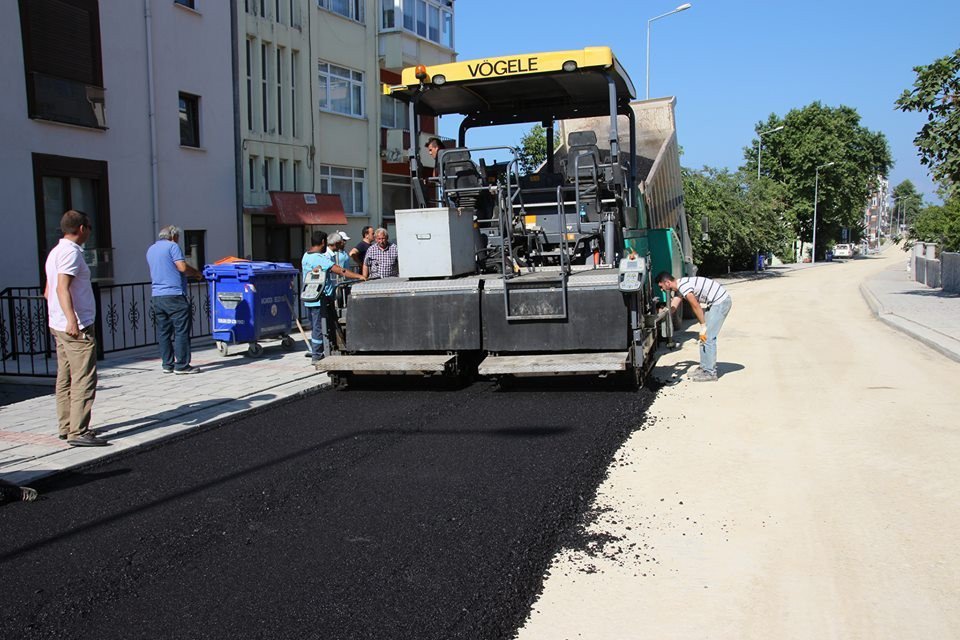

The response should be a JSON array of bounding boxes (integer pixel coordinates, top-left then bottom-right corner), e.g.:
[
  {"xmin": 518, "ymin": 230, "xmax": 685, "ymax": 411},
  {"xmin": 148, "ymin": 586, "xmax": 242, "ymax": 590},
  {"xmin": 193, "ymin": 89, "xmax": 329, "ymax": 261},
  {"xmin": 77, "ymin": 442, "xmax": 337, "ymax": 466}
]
[
  {"xmin": 891, "ymin": 180, "xmax": 923, "ymax": 229},
  {"xmin": 743, "ymin": 103, "xmax": 892, "ymax": 259},
  {"xmin": 683, "ymin": 167, "xmax": 791, "ymax": 275},
  {"xmin": 518, "ymin": 124, "xmax": 547, "ymax": 175},
  {"xmin": 911, "ymin": 196, "xmax": 960, "ymax": 252},
  {"xmin": 895, "ymin": 49, "xmax": 960, "ymax": 194}
]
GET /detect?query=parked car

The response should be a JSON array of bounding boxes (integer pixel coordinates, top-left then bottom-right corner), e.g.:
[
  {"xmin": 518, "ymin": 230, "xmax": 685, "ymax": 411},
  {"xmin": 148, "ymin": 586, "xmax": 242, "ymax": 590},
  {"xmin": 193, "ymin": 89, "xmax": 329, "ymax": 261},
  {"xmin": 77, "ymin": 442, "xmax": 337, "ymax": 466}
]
[{"xmin": 833, "ymin": 243, "xmax": 853, "ymax": 258}]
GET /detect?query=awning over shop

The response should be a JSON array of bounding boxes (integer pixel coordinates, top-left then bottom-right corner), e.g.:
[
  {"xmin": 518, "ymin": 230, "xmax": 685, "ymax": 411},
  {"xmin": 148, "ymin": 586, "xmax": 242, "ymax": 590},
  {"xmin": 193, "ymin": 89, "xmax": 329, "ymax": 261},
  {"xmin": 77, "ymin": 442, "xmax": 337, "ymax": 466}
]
[{"xmin": 266, "ymin": 191, "xmax": 347, "ymax": 225}]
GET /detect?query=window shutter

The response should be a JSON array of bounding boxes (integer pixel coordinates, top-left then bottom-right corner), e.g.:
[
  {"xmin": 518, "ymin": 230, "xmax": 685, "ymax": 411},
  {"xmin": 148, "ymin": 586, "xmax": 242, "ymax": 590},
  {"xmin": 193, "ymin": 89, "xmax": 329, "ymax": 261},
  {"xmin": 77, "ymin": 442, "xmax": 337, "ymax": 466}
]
[{"xmin": 24, "ymin": 0, "xmax": 102, "ymax": 86}]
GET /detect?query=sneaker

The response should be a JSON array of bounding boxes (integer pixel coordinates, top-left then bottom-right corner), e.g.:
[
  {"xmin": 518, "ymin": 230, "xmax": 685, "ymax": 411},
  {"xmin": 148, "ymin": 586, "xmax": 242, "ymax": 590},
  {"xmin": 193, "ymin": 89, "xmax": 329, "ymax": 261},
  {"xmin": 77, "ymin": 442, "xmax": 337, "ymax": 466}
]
[
  {"xmin": 311, "ymin": 354, "xmax": 325, "ymax": 365},
  {"xmin": 67, "ymin": 432, "xmax": 110, "ymax": 447},
  {"xmin": 174, "ymin": 365, "xmax": 201, "ymax": 375},
  {"xmin": 0, "ymin": 484, "xmax": 37, "ymax": 503},
  {"xmin": 162, "ymin": 368, "xmax": 174, "ymax": 374},
  {"xmin": 689, "ymin": 369, "xmax": 718, "ymax": 382}
]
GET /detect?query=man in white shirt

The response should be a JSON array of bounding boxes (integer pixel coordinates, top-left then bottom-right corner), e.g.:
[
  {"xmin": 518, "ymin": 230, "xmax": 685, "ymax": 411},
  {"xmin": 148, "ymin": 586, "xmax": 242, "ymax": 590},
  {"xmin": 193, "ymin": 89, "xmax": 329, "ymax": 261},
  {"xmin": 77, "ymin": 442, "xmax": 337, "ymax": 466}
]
[
  {"xmin": 44, "ymin": 210, "xmax": 109, "ymax": 446},
  {"xmin": 657, "ymin": 272, "xmax": 733, "ymax": 382}
]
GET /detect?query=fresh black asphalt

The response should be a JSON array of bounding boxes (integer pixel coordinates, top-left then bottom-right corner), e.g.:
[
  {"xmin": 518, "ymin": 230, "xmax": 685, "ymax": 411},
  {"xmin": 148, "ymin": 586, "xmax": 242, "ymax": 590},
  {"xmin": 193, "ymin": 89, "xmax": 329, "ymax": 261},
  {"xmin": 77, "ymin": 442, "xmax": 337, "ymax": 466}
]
[{"xmin": 0, "ymin": 380, "xmax": 655, "ymax": 640}]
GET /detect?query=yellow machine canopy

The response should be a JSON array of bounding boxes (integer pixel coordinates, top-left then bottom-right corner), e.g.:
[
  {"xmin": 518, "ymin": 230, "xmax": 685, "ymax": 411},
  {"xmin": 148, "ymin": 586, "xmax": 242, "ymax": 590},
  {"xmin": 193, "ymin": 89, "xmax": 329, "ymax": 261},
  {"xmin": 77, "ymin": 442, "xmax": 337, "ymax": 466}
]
[{"xmin": 385, "ymin": 46, "xmax": 637, "ymax": 125}]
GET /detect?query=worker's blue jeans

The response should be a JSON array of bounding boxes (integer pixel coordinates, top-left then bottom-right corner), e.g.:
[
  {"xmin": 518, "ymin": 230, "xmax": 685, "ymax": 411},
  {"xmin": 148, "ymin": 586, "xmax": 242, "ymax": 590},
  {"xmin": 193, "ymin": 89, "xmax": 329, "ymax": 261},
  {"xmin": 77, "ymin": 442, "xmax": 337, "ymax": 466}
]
[
  {"xmin": 153, "ymin": 295, "xmax": 192, "ymax": 371},
  {"xmin": 700, "ymin": 296, "xmax": 732, "ymax": 375}
]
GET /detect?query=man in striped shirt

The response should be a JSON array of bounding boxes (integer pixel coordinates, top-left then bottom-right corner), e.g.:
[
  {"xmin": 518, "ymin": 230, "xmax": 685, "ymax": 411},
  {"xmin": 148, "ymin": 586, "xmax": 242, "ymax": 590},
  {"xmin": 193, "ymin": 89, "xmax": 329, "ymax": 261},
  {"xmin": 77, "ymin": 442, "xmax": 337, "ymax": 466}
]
[
  {"xmin": 657, "ymin": 272, "xmax": 733, "ymax": 382},
  {"xmin": 362, "ymin": 228, "xmax": 400, "ymax": 280}
]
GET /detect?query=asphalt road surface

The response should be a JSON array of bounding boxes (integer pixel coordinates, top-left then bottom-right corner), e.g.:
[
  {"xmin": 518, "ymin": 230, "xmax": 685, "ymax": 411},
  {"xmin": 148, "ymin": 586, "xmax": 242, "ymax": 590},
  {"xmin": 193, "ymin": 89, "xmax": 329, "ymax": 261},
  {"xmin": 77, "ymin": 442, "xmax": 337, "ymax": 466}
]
[{"xmin": 0, "ymin": 380, "xmax": 654, "ymax": 640}]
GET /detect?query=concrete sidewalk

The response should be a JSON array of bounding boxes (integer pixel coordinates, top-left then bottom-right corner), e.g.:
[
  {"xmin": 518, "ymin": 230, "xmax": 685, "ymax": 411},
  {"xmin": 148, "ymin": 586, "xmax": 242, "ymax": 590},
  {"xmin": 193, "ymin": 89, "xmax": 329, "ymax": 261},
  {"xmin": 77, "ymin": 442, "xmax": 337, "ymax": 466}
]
[
  {"xmin": 860, "ymin": 255, "xmax": 960, "ymax": 363},
  {"xmin": 0, "ymin": 340, "xmax": 328, "ymax": 485}
]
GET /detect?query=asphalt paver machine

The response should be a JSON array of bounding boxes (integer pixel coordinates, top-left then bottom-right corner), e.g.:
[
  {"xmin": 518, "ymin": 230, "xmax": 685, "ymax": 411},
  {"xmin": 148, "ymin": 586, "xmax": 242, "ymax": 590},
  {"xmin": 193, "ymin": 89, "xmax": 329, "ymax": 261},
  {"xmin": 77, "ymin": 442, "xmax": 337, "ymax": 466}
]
[{"xmin": 318, "ymin": 47, "xmax": 694, "ymax": 388}]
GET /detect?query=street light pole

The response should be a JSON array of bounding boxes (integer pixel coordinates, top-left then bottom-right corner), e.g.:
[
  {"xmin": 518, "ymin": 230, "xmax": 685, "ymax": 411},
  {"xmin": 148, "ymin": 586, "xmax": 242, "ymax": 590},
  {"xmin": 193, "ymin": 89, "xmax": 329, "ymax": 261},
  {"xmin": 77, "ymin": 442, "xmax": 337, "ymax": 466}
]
[
  {"xmin": 646, "ymin": 3, "xmax": 692, "ymax": 100},
  {"xmin": 757, "ymin": 125, "xmax": 785, "ymax": 180},
  {"xmin": 812, "ymin": 161, "xmax": 835, "ymax": 264}
]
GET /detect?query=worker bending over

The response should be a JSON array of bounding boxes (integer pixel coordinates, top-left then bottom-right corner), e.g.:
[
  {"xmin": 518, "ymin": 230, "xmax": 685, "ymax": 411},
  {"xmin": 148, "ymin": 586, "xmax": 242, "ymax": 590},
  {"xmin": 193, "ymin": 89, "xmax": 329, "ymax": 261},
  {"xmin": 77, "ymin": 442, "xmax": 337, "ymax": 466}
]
[{"xmin": 657, "ymin": 272, "xmax": 732, "ymax": 382}]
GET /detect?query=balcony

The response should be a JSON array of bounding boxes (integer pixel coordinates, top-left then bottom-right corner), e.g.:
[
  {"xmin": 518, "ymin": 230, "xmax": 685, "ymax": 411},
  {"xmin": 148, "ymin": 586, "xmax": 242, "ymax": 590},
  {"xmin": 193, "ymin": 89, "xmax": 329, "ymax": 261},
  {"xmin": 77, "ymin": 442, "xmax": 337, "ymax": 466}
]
[{"xmin": 27, "ymin": 72, "xmax": 107, "ymax": 130}]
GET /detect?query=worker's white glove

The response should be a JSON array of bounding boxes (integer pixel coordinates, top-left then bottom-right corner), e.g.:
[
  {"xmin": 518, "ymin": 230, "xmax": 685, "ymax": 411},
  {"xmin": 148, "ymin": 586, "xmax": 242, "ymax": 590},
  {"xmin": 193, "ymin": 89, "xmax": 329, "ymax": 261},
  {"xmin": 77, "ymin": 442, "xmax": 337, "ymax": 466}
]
[{"xmin": 697, "ymin": 323, "xmax": 707, "ymax": 343}]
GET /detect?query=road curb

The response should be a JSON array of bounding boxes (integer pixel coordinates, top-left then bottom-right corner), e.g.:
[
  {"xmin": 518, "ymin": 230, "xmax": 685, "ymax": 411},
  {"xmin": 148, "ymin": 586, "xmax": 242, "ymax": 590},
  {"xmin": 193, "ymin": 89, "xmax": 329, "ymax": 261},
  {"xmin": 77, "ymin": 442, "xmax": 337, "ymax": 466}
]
[
  {"xmin": 6, "ymin": 378, "xmax": 333, "ymax": 486},
  {"xmin": 858, "ymin": 281, "xmax": 884, "ymax": 316},
  {"xmin": 859, "ymin": 281, "xmax": 960, "ymax": 364}
]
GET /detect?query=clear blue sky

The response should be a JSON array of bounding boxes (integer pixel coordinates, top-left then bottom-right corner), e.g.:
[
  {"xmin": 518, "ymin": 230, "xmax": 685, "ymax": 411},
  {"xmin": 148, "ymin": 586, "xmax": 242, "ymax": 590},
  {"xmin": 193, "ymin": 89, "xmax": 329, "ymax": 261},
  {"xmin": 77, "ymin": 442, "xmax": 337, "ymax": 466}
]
[{"xmin": 440, "ymin": 0, "xmax": 959, "ymax": 203}]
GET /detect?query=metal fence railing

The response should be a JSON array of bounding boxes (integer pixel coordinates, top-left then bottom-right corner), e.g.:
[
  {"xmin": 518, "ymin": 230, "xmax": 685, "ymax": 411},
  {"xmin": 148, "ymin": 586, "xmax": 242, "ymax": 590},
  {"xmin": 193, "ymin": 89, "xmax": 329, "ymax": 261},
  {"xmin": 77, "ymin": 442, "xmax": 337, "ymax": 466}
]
[{"xmin": 1, "ymin": 275, "xmax": 309, "ymax": 377}]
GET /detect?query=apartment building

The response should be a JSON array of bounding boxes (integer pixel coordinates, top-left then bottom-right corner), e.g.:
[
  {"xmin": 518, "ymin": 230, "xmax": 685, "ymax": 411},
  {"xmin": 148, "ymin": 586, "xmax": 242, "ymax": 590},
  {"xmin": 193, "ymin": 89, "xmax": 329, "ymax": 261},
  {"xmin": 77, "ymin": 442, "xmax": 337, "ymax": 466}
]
[
  {"xmin": 239, "ymin": 0, "xmax": 456, "ymax": 262},
  {"xmin": 1, "ymin": 0, "xmax": 239, "ymax": 291},
  {"xmin": 863, "ymin": 176, "xmax": 889, "ymax": 252}
]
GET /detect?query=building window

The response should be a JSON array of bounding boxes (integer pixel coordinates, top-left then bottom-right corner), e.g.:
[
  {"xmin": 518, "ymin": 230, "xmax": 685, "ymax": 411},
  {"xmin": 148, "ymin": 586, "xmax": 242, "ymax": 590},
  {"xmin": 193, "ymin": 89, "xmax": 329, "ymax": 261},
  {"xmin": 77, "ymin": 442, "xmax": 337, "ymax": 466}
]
[
  {"xmin": 382, "ymin": 0, "xmax": 395, "ymax": 28},
  {"xmin": 291, "ymin": 51, "xmax": 298, "ymax": 137},
  {"xmin": 261, "ymin": 43, "xmax": 269, "ymax": 132},
  {"xmin": 318, "ymin": 165, "xmax": 365, "ymax": 215},
  {"xmin": 32, "ymin": 153, "xmax": 112, "ymax": 282},
  {"xmin": 318, "ymin": 62, "xmax": 364, "ymax": 117},
  {"xmin": 264, "ymin": 157, "xmax": 273, "ymax": 191},
  {"xmin": 183, "ymin": 230, "xmax": 206, "ymax": 269},
  {"xmin": 290, "ymin": 0, "xmax": 301, "ymax": 26},
  {"xmin": 245, "ymin": 39, "xmax": 254, "ymax": 131},
  {"xmin": 318, "ymin": 0, "xmax": 364, "ymax": 22},
  {"xmin": 174, "ymin": 0, "xmax": 196, "ymax": 9},
  {"xmin": 279, "ymin": 159, "xmax": 288, "ymax": 191},
  {"xmin": 260, "ymin": 0, "xmax": 266, "ymax": 17},
  {"xmin": 380, "ymin": 95, "xmax": 408, "ymax": 129},
  {"xmin": 382, "ymin": 174, "xmax": 411, "ymax": 220},
  {"xmin": 396, "ymin": 0, "xmax": 452, "ymax": 47},
  {"xmin": 248, "ymin": 155, "xmax": 257, "ymax": 191},
  {"xmin": 178, "ymin": 93, "xmax": 200, "ymax": 147},
  {"xmin": 18, "ymin": 0, "xmax": 107, "ymax": 129},
  {"xmin": 276, "ymin": 48, "xmax": 284, "ymax": 136},
  {"xmin": 293, "ymin": 160, "xmax": 301, "ymax": 191}
]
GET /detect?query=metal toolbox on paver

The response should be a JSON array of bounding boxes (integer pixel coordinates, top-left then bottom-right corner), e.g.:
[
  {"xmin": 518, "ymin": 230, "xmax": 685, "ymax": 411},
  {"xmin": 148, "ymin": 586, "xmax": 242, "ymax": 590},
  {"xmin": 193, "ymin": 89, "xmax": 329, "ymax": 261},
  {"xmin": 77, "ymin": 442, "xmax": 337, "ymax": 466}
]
[
  {"xmin": 203, "ymin": 261, "xmax": 299, "ymax": 357},
  {"xmin": 395, "ymin": 206, "xmax": 477, "ymax": 279}
]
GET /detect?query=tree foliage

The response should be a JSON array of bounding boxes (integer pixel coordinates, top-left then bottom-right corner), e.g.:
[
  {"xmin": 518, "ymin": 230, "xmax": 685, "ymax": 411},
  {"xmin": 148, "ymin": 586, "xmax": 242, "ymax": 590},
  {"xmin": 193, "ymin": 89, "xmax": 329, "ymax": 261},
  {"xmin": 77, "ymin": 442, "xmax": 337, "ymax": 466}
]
[
  {"xmin": 896, "ymin": 48, "xmax": 960, "ymax": 195},
  {"xmin": 911, "ymin": 196, "xmax": 960, "ymax": 253},
  {"xmin": 742, "ymin": 102, "xmax": 892, "ymax": 259},
  {"xmin": 518, "ymin": 124, "xmax": 548, "ymax": 175},
  {"xmin": 891, "ymin": 180, "xmax": 923, "ymax": 228},
  {"xmin": 682, "ymin": 167, "xmax": 792, "ymax": 275}
]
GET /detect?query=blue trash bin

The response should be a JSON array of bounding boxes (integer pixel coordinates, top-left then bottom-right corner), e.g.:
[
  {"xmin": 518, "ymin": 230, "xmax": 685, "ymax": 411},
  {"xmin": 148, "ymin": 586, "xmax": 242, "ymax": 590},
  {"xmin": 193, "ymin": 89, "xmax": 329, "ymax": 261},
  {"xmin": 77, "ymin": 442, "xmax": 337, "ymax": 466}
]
[{"xmin": 203, "ymin": 261, "xmax": 299, "ymax": 357}]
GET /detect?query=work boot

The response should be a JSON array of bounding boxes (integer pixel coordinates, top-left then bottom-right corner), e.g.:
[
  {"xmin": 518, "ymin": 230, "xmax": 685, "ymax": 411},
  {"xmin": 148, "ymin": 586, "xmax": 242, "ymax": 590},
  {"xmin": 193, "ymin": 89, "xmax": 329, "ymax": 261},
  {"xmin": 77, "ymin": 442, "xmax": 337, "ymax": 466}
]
[
  {"xmin": 67, "ymin": 433, "xmax": 110, "ymax": 447},
  {"xmin": 688, "ymin": 368, "xmax": 718, "ymax": 382}
]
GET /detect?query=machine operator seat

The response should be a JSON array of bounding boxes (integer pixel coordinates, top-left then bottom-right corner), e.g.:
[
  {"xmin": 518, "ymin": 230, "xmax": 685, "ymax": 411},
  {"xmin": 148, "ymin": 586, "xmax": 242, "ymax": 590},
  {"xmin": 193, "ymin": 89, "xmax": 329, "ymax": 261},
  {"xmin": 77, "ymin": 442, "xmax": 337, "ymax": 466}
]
[
  {"xmin": 564, "ymin": 130, "xmax": 602, "ymax": 186},
  {"xmin": 440, "ymin": 149, "xmax": 493, "ymax": 216}
]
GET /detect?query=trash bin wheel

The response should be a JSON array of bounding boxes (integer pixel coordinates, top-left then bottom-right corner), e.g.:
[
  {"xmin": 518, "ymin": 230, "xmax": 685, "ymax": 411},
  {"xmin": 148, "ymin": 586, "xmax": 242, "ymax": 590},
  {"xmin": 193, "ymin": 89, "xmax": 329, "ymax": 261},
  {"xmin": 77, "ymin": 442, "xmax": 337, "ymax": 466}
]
[
  {"xmin": 280, "ymin": 336, "xmax": 296, "ymax": 351},
  {"xmin": 216, "ymin": 341, "xmax": 228, "ymax": 356},
  {"xmin": 247, "ymin": 342, "xmax": 264, "ymax": 358}
]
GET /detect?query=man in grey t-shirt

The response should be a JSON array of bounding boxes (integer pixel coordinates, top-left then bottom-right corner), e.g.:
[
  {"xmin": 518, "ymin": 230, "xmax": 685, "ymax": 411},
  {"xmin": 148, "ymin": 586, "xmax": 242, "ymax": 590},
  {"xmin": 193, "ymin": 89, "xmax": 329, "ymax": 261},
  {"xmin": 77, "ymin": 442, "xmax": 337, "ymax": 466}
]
[{"xmin": 657, "ymin": 272, "xmax": 733, "ymax": 382}]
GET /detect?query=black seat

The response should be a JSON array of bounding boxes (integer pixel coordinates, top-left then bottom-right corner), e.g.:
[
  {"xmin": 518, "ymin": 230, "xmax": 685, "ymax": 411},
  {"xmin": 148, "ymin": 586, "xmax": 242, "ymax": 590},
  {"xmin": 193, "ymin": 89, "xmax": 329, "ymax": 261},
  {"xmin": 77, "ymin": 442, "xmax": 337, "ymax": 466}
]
[
  {"xmin": 440, "ymin": 149, "xmax": 492, "ymax": 215},
  {"xmin": 564, "ymin": 131, "xmax": 602, "ymax": 184},
  {"xmin": 441, "ymin": 149, "xmax": 483, "ymax": 193}
]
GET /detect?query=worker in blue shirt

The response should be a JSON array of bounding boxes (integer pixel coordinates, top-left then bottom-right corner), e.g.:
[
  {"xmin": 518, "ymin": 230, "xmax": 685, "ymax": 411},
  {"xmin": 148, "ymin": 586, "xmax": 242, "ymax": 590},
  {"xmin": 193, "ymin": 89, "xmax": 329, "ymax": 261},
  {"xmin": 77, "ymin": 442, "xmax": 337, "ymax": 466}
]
[{"xmin": 301, "ymin": 230, "xmax": 364, "ymax": 363}]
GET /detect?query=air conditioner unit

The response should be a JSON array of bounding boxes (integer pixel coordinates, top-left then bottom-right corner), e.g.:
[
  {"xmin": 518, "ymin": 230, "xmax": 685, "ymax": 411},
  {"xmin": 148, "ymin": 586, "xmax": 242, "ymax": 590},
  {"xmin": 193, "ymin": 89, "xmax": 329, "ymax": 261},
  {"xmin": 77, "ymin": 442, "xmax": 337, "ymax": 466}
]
[{"xmin": 385, "ymin": 129, "xmax": 405, "ymax": 163}]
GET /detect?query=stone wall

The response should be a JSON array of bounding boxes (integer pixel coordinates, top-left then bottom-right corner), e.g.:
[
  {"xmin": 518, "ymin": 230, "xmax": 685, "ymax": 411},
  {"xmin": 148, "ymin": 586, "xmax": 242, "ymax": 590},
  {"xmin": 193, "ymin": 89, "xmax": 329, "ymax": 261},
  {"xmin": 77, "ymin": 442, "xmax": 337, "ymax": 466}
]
[{"xmin": 942, "ymin": 252, "xmax": 960, "ymax": 293}]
